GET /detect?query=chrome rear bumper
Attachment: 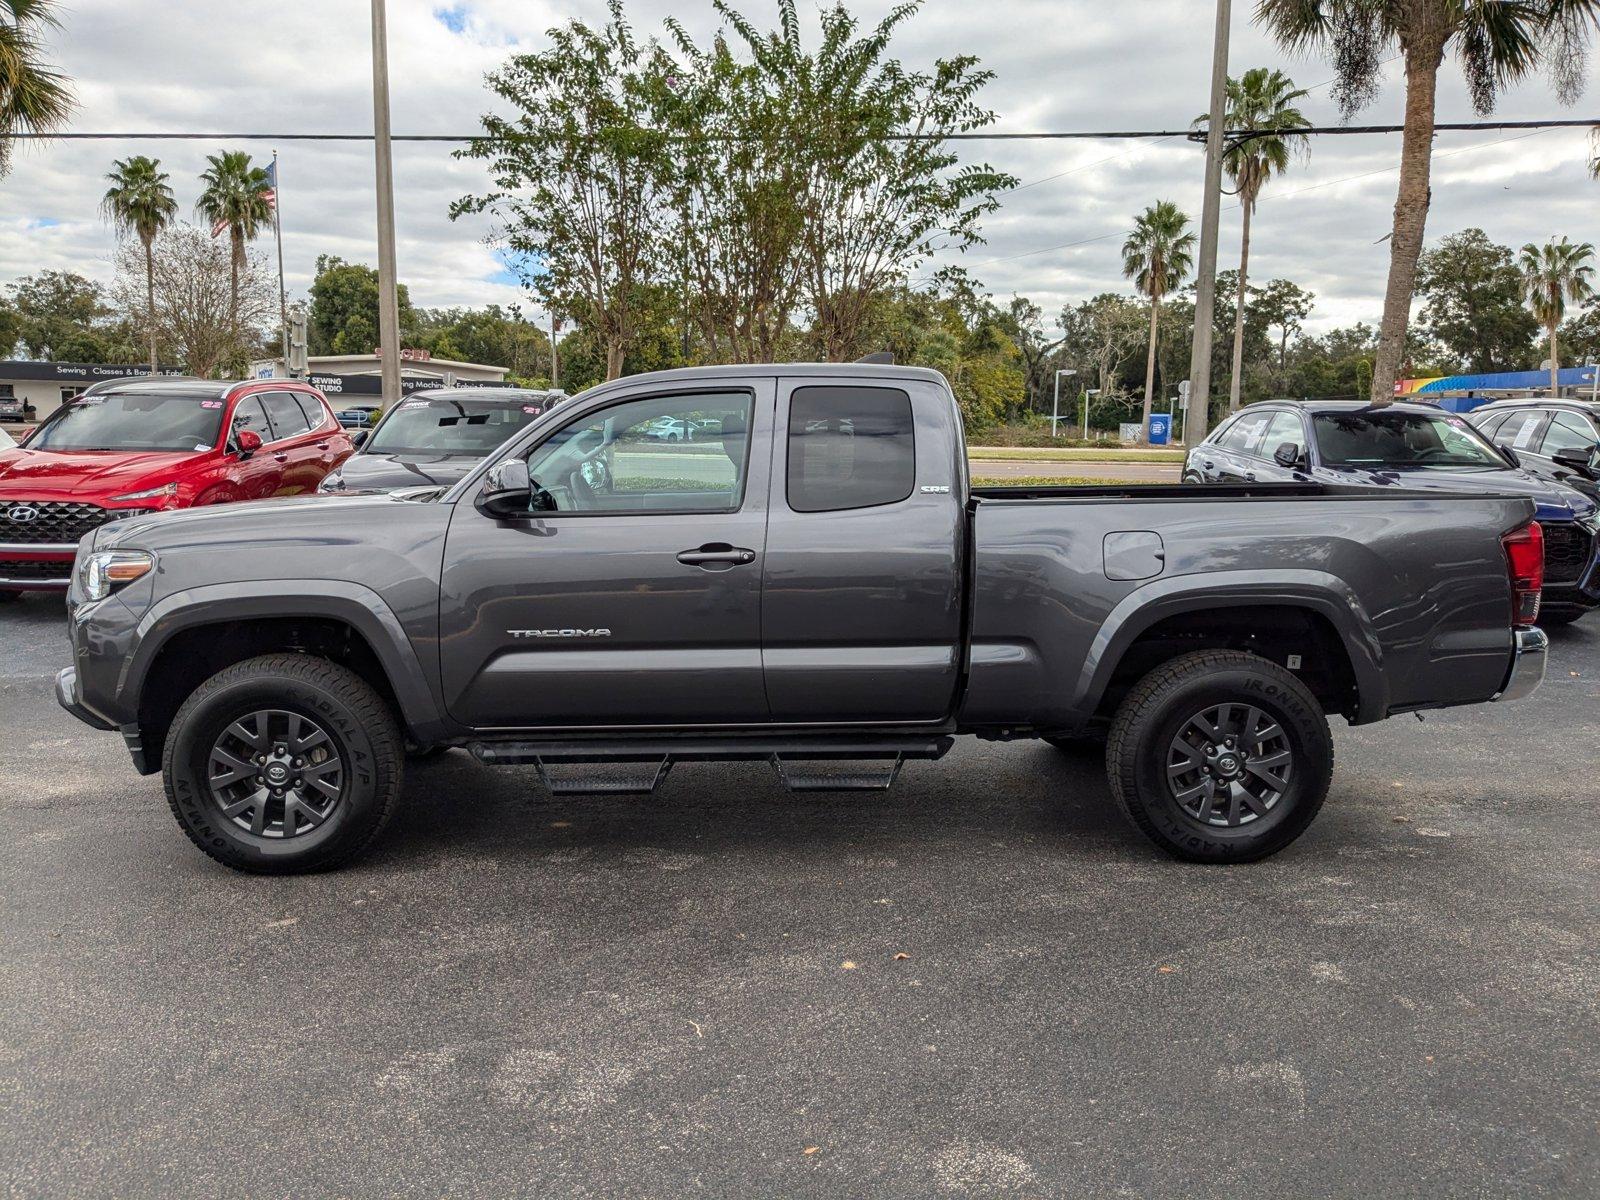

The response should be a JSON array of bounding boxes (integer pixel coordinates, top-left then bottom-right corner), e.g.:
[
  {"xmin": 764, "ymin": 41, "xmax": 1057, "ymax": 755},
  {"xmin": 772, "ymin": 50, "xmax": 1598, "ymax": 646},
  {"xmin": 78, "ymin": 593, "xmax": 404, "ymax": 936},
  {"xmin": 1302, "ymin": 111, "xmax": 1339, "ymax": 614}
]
[{"xmin": 1493, "ymin": 626, "xmax": 1548, "ymax": 703}]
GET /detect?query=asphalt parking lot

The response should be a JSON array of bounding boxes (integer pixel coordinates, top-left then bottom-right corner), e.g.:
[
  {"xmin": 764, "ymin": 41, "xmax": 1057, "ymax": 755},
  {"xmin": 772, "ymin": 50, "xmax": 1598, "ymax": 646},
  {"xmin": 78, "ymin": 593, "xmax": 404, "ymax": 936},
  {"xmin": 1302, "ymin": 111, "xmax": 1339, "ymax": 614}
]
[{"xmin": 2, "ymin": 592, "xmax": 1597, "ymax": 1198}]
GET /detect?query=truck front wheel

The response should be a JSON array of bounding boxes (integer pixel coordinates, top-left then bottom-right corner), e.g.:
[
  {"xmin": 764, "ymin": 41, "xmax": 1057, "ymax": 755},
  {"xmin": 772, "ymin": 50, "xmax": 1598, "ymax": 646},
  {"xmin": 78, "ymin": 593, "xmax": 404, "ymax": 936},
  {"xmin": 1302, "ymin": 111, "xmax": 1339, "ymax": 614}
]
[
  {"xmin": 161, "ymin": 654, "xmax": 405, "ymax": 874},
  {"xmin": 1106, "ymin": 650, "xmax": 1332, "ymax": 863}
]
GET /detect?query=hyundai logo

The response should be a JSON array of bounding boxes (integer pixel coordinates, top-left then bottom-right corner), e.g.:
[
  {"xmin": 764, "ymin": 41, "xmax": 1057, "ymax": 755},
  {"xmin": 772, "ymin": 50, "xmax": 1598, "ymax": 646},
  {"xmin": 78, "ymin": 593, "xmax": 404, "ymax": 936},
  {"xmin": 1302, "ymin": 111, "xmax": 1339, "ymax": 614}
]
[{"xmin": 5, "ymin": 505, "xmax": 39, "ymax": 524}]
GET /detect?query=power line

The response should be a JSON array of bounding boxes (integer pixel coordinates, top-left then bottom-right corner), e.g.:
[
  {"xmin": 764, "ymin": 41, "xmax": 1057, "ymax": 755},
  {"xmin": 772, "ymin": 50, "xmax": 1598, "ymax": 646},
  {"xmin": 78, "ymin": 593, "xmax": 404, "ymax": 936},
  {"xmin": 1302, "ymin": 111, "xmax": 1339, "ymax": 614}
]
[{"xmin": 7, "ymin": 116, "xmax": 1597, "ymax": 143}]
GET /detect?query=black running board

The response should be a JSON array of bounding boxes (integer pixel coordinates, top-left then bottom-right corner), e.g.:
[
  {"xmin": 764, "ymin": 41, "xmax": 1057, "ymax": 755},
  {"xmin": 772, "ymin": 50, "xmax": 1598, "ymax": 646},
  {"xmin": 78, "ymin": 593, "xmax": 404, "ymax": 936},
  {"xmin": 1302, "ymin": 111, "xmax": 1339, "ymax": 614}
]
[{"xmin": 468, "ymin": 734, "xmax": 953, "ymax": 796}]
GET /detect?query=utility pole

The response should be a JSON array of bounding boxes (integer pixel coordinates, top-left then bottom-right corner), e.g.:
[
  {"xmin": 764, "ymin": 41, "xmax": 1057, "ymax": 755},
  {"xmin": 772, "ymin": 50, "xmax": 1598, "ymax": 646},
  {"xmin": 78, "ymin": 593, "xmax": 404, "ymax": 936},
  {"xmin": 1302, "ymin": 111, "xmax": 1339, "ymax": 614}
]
[
  {"xmin": 1185, "ymin": 0, "xmax": 1231, "ymax": 447},
  {"xmin": 369, "ymin": 0, "xmax": 402, "ymax": 404},
  {"xmin": 272, "ymin": 150, "xmax": 289, "ymax": 371}
]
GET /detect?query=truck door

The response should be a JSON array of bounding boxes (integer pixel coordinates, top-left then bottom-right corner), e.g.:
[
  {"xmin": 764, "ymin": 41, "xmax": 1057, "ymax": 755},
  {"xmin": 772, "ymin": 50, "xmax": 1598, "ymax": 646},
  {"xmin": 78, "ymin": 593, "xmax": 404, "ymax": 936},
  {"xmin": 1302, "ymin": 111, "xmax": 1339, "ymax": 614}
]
[
  {"xmin": 761, "ymin": 377, "xmax": 964, "ymax": 722},
  {"xmin": 439, "ymin": 382, "xmax": 774, "ymax": 729}
]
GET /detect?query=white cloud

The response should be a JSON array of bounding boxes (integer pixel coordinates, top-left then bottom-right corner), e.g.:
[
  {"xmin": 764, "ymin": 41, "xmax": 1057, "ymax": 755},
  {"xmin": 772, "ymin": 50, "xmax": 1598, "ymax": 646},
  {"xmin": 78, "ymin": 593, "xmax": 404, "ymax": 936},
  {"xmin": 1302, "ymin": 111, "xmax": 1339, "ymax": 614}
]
[{"xmin": 0, "ymin": 0, "xmax": 1595, "ymax": 338}]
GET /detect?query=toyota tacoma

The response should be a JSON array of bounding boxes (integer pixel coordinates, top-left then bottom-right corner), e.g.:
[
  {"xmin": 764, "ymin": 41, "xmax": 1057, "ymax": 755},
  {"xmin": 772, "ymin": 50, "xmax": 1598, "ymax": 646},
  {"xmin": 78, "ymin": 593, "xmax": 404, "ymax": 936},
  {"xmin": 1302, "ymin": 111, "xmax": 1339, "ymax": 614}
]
[{"xmin": 55, "ymin": 364, "xmax": 1549, "ymax": 872}]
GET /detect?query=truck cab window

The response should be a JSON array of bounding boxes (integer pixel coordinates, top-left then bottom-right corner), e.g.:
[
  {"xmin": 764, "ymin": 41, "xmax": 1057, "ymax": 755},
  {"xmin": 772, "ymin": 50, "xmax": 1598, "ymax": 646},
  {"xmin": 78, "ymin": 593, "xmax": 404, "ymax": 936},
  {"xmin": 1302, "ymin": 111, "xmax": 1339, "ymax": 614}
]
[
  {"xmin": 786, "ymin": 386, "xmax": 914, "ymax": 513},
  {"xmin": 523, "ymin": 391, "xmax": 753, "ymax": 514}
]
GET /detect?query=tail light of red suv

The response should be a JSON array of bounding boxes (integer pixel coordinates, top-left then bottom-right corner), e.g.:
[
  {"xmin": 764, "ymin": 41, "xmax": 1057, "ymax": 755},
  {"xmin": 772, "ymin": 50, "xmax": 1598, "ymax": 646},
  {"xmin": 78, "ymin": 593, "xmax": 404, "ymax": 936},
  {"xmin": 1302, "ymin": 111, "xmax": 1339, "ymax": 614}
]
[{"xmin": 1502, "ymin": 521, "xmax": 1544, "ymax": 625}]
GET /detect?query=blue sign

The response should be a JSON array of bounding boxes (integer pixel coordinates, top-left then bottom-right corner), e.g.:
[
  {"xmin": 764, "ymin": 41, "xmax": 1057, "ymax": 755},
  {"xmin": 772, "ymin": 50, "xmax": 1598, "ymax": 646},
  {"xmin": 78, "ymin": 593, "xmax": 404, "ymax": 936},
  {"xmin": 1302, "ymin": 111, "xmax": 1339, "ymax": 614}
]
[{"xmin": 1148, "ymin": 413, "xmax": 1171, "ymax": 445}]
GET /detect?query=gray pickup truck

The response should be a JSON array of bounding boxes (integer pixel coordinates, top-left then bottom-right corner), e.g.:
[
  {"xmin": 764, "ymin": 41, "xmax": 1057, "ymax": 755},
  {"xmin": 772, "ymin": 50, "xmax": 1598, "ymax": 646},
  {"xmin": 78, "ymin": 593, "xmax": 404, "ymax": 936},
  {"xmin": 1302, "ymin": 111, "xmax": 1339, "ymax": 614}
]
[{"xmin": 55, "ymin": 364, "xmax": 1549, "ymax": 873}]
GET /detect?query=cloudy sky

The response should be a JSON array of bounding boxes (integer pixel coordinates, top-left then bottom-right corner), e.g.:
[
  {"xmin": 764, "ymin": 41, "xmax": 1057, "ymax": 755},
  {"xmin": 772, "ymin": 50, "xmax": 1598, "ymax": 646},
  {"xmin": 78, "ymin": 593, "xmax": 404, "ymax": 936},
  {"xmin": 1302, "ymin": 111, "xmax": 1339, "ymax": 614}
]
[{"xmin": 1, "ymin": 0, "xmax": 1595, "ymax": 338}]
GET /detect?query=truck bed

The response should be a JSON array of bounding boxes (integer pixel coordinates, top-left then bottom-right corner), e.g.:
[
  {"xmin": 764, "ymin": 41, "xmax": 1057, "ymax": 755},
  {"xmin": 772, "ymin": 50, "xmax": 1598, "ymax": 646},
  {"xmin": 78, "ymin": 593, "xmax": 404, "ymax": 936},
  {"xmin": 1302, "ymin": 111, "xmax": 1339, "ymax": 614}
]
[{"xmin": 960, "ymin": 483, "xmax": 1535, "ymax": 734}]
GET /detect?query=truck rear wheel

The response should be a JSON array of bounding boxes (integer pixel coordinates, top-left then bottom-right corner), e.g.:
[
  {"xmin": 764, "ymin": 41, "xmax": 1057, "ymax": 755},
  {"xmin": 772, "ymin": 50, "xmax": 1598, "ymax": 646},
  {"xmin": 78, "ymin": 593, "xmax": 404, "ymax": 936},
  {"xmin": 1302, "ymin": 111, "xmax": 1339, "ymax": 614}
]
[
  {"xmin": 1106, "ymin": 650, "xmax": 1332, "ymax": 863},
  {"xmin": 161, "ymin": 654, "xmax": 404, "ymax": 874}
]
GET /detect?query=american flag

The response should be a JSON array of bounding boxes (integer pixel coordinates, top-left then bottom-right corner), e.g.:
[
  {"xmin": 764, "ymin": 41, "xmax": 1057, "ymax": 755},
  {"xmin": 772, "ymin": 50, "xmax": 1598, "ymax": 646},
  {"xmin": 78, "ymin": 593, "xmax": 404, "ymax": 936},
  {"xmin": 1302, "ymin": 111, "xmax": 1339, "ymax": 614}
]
[{"xmin": 211, "ymin": 159, "xmax": 277, "ymax": 237}]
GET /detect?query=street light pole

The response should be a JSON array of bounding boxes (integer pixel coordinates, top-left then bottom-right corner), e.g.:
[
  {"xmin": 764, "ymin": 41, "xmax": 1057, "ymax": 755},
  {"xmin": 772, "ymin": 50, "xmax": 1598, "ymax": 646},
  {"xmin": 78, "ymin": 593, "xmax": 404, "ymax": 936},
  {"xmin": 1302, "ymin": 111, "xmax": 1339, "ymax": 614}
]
[
  {"xmin": 1051, "ymin": 368, "xmax": 1077, "ymax": 437},
  {"xmin": 1184, "ymin": 0, "xmax": 1231, "ymax": 448},
  {"xmin": 369, "ymin": 0, "xmax": 403, "ymax": 405}
]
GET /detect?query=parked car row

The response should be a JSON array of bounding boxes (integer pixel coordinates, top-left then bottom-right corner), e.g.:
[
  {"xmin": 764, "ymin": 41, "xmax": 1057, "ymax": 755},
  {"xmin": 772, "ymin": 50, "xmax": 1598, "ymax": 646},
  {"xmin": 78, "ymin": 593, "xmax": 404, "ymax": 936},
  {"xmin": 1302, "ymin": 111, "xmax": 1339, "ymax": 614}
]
[
  {"xmin": 0, "ymin": 379, "xmax": 566, "ymax": 598},
  {"xmin": 1182, "ymin": 399, "xmax": 1600, "ymax": 624},
  {"xmin": 319, "ymin": 387, "xmax": 565, "ymax": 492}
]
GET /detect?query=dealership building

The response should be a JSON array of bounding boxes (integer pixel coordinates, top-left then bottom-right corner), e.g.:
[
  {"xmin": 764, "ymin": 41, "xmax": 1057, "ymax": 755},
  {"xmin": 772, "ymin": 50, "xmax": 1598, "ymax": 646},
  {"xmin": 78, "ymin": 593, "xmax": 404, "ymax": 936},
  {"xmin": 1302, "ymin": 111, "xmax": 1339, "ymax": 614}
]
[
  {"xmin": 0, "ymin": 353, "xmax": 513, "ymax": 426},
  {"xmin": 0, "ymin": 360, "xmax": 189, "ymax": 423},
  {"xmin": 248, "ymin": 352, "xmax": 510, "ymax": 399}
]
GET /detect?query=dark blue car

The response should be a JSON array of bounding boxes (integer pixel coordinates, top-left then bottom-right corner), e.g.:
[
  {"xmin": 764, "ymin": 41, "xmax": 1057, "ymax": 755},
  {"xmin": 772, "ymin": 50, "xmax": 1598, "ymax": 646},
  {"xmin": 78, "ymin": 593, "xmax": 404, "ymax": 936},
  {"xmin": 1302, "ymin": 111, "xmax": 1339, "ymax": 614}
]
[{"xmin": 1184, "ymin": 400, "xmax": 1600, "ymax": 624}]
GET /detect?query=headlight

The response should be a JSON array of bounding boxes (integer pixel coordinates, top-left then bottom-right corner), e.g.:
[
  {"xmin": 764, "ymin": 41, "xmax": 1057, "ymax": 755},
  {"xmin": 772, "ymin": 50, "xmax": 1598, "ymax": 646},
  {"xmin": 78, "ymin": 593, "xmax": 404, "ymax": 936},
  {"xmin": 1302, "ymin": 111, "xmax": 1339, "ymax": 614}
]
[
  {"xmin": 111, "ymin": 481, "xmax": 180, "ymax": 503},
  {"xmin": 81, "ymin": 550, "xmax": 155, "ymax": 602},
  {"xmin": 318, "ymin": 474, "xmax": 346, "ymax": 492}
]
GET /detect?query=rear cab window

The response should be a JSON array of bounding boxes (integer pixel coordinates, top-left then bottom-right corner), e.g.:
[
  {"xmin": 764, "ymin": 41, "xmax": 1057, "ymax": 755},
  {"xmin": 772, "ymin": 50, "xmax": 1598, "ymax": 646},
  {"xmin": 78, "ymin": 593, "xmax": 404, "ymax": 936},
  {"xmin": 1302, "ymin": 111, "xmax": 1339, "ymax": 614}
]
[{"xmin": 786, "ymin": 385, "xmax": 915, "ymax": 513}]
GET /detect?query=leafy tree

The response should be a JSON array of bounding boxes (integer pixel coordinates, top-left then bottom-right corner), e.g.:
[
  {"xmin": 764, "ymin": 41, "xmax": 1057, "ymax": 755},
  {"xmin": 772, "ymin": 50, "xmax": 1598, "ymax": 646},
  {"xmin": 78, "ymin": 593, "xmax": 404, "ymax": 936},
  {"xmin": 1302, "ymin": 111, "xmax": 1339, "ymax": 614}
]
[
  {"xmin": 308, "ymin": 255, "xmax": 414, "ymax": 357},
  {"xmin": 1256, "ymin": 0, "xmax": 1600, "ymax": 403},
  {"xmin": 7, "ymin": 270, "xmax": 118, "ymax": 357},
  {"xmin": 195, "ymin": 150, "xmax": 276, "ymax": 352},
  {"xmin": 112, "ymin": 222, "xmax": 274, "ymax": 377},
  {"xmin": 1253, "ymin": 278, "xmax": 1315, "ymax": 383},
  {"xmin": 0, "ymin": 0, "xmax": 73, "ymax": 177},
  {"xmin": 1195, "ymin": 67, "xmax": 1309, "ymax": 413},
  {"xmin": 101, "ymin": 156, "xmax": 178, "ymax": 375},
  {"xmin": 412, "ymin": 304, "xmax": 553, "ymax": 382},
  {"xmin": 454, "ymin": 1, "xmax": 669, "ymax": 380},
  {"xmin": 711, "ymin": 1, "xmax": 1012, "ymax": 363},
  {"xmin": 1556, "ymin": 294, "xmax": 1600, "ymax": 366},
  {"xmin": 1122, "ymin": 200, "xmax": 1195, "ymax": 442},
  {"xmin": 1519, "ymin": 235, "xmax": 1597, "ymax": 393},
  {"xmin": 1414, "ymin": 228, "xmax": 1536, "ymax": 373},
  {"xmin": 997, "ymin": 296, "xmax": 1064, "ymax": 414},
  {"xmin": 1060, "ymin": 292, "xmax": 1147, "ymax": 425}
]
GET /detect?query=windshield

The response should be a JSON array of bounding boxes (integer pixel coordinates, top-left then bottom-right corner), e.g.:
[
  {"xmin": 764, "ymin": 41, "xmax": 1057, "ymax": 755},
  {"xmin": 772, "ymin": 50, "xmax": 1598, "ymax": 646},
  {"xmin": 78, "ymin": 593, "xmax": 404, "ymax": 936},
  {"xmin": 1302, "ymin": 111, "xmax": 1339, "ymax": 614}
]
[
  {"xmin": 27, "ymin": 393, "xmax": 225, "ymax": 452},
  {"xmin": 1313, "ymin": 410, "xmax": 1505, "ymax": 469},
  {"xmin": 364, "ymin": 398, "xmax": 543, "ymax": 456}
]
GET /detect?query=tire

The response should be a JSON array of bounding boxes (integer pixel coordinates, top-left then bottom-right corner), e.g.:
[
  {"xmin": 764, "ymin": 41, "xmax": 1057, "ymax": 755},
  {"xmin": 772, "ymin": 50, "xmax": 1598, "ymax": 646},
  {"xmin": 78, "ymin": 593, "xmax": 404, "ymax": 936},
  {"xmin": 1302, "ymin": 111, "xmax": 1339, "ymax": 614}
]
[
  {"xmin": 1181, "ymin": 472, "xmax": 1203, "ymax": 484},
  {"xmin": 162, "ymin": 654, "xmax": 404, "ymax": 874},
  {"xmin": 1106, "ymin": 650, "xmax": 1333, "ymax": 864}
]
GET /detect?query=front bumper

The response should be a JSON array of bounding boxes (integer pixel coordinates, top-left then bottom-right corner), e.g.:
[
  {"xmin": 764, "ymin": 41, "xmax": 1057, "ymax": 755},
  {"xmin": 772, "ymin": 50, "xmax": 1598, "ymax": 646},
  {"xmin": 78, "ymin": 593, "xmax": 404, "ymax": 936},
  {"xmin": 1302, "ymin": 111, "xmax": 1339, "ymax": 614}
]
[
  {"xmin": 0, "ymin": 545, "xmax": 74, "ymax": 590},
  {"xmin": 55, "ymin": 665, "xmax": 116, "ymax": 730},
  {"xmin": 1492, "ymin": 627, "xmax": 1548, "ymax": 703}
]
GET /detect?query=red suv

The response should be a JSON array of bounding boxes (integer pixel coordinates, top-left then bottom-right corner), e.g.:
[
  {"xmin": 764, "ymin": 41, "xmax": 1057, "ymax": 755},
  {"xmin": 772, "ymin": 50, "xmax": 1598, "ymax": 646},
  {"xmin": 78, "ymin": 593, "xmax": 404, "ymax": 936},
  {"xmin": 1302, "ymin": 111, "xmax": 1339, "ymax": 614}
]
[{"xmin": 0, "ymin": 378, "xmax": 354, "ymax": 596}]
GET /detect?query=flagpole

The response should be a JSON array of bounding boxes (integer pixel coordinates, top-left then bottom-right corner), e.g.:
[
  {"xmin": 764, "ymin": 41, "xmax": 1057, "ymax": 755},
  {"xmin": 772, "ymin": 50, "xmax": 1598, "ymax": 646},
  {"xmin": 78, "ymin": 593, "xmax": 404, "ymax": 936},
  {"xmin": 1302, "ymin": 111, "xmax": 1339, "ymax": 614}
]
[{"xmin": 272, "ymin": 150, "xmax": 290, "ymax": 374}]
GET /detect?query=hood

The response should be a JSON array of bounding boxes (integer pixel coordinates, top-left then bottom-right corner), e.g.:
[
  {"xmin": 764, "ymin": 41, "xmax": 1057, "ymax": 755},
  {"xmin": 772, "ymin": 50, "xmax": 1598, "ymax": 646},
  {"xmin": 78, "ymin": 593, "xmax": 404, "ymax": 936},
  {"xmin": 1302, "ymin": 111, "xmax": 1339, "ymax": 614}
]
[
  {"xmin": 0, "ymin": 446, "xmax": 207, "ymax": 499},
  {"xmin": 334, "ymin": 451, "xmax": 482, "ymax": 491},
  {"xmin": 1326, "ymin": 463, "xmax": 1596, "ymax": 522},
  {"xmin": 94, "ymin": 489, "xmax": 425, "ymax": 551}
]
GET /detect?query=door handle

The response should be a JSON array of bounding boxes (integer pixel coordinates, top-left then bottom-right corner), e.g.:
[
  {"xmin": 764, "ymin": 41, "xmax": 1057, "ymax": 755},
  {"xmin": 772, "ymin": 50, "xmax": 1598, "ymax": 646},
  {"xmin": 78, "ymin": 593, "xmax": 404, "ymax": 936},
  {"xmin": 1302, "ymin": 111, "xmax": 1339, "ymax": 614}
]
[
  {"xmin": 273, "ymin": 452, "xmax": 289, "ymax": 463},
  {"xmin": 1244, "ymin": 471, "xmax": 1257, "ymax": 481},
  {"xmin": 1202, "ymin": 460, "xmax": 1214, "ymax": 470},
  {"xmin": 677, "ymin": 544, "xmax": 756, "ymax": 566}
]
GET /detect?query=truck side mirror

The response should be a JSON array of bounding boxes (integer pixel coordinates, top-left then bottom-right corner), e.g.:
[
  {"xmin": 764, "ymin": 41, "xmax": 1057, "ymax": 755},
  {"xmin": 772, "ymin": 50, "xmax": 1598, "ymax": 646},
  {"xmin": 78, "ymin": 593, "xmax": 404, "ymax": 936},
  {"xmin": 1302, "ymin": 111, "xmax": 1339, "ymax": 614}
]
[
  {"xmin": 475, "ymin": 457, "xmax": 534, "ymax": 518},
  {"xmin": 1273, "ymin": 441, "xmax": 1304, "ymax": 469},
  {"xmin": 234, "ymin": 428, "xmax": 263, "ymax": 459}
]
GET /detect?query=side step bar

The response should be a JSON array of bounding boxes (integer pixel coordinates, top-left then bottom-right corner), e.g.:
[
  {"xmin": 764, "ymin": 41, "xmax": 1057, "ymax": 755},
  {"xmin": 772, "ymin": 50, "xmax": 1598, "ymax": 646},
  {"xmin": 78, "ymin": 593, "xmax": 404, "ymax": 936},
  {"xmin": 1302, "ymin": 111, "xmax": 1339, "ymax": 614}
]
[{"xmin": 468, "ymin": 734, "xmax": 953, "ymax": 796}]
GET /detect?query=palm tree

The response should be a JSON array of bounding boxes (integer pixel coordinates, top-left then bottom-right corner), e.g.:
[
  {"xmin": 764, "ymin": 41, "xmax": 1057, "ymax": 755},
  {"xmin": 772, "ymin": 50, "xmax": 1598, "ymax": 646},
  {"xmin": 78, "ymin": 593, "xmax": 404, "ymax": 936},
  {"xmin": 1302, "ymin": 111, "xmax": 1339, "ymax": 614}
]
[
  {"xmin": 1196, "ymin": 68, "xmax": 1309, "ymax": 413},
  {"xmin": 195, "ymin": 150, "xmax": 274, "ymax": 346},
  {"xmin": 1519, "ymin": 237, "xmax": 1596, "ymax": 395},
  {"xmin": 0, "ymin": 0, "xmax": 74, "ymax": 177},
  {"xmin": 1256, "ymin": 0, "xmax": 1600, "ymax": 405},
  {"xmin": 101, "ymin": 157, "xmax": 177, "ymax": 375},
  {"xmin": 1123, "ymin": 201, "xmax": 1195, "ymax": 443}
]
